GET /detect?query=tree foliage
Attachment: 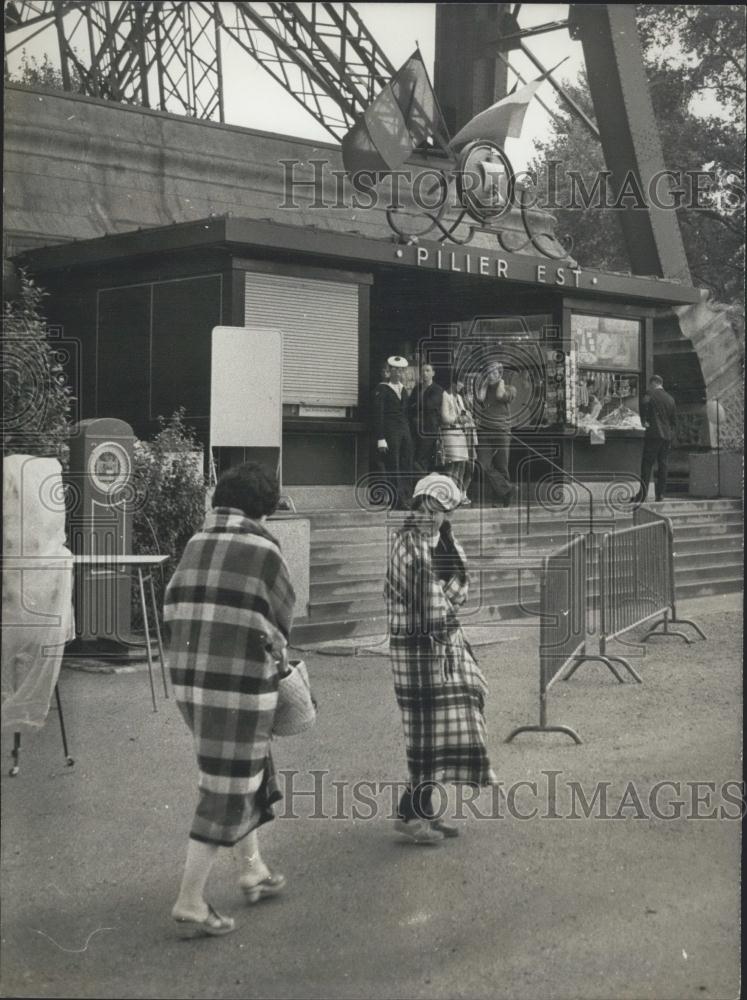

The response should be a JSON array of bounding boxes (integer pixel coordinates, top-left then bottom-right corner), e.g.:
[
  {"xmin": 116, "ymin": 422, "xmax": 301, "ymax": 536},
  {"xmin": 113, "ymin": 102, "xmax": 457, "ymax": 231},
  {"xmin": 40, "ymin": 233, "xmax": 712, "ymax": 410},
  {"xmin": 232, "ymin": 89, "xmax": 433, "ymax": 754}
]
[
  {"xmin": 531, "ymin": 5, "xmax": 745, "ymax": 306},
  {"xmin": 5, "ymin": 51, "xmax": 84, "ymax": 92},
  {"xmin": 2, "ymin": 271, "xmax": 74, "ymax": 461}
]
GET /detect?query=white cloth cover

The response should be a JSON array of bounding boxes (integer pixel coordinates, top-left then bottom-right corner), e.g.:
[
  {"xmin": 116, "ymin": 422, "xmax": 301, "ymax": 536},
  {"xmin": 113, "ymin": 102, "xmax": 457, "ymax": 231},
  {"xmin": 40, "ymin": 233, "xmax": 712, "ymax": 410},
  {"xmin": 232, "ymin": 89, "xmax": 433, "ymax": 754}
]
[{"xmin": 2, "ymin": 456, "xmax": 73, "ymax": 730}]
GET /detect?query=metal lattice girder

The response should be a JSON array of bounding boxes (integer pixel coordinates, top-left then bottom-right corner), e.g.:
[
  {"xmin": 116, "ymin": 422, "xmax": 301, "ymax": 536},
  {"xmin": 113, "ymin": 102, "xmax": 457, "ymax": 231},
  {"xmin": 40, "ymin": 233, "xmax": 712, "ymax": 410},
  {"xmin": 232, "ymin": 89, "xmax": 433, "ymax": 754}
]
[
  {"xmin": 152, "ymin": 2, "xmax": 223, "ymax": 119},
  {"xmin": 569, "ymin": 3, "xmax": 691, "ymax": 282},
  {"xmin": 5, "ymin": 1, "xmax": 224, "ymax": 119},
  {"xmin": 5, "ymin": 1, "xmax": 396, "ymax": 138},
  {"xmin": 222, "ymin": 2, "xmax": 396, "ymax": 139}
]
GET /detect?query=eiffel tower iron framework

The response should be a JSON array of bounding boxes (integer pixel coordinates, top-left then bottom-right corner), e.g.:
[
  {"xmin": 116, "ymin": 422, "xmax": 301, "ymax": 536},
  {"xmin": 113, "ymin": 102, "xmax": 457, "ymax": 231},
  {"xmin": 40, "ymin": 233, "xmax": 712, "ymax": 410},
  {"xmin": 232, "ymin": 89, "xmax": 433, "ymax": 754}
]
[
  {"xmin": 4, "ymin": 0, "xmax": 397, "ymax": 137},
  {"xmin": 4, "ymin": 0, "xmax": 743, "ymax": 432}
]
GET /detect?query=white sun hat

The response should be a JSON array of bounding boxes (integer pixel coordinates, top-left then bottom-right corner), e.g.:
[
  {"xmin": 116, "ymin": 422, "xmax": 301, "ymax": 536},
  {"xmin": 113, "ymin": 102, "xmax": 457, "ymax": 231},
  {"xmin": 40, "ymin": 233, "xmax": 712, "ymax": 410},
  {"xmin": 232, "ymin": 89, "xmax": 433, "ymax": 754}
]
[{"xmin": 412, "ymin": 473, "xmax": 462, "ymax": 512}]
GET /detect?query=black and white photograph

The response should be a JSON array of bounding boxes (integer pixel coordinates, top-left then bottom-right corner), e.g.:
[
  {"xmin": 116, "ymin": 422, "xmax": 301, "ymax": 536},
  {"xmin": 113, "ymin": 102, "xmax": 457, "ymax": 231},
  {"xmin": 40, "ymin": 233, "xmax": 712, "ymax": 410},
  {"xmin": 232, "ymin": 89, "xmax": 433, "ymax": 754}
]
[{"xmin": 2, "ymin": 3, "xmax": 744, "ymax": 998}]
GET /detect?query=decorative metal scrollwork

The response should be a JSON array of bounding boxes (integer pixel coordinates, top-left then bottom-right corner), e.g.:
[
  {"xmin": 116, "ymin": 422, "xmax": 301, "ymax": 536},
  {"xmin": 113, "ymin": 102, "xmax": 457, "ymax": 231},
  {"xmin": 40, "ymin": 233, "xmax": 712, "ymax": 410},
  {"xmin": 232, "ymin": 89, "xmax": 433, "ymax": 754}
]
[{"xmin": 386, "ymin": 140, "xmax": 573, "ymax": 259}]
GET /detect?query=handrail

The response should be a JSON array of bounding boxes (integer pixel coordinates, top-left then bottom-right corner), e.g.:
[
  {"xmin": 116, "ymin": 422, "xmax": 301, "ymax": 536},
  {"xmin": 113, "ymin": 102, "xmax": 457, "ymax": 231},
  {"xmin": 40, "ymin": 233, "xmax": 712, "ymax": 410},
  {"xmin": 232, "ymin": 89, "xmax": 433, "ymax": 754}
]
[{"xmin": 510, "ymin": 432, "xmax": 595, "ymax": 535}]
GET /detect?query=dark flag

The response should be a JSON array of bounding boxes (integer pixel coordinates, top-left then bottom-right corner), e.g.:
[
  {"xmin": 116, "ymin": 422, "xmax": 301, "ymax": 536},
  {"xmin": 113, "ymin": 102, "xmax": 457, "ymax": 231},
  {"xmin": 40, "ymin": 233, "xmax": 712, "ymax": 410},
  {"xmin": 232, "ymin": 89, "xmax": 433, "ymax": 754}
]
[{"xmin": 341, "ymin": 49, "xmax": 450, "ymax": 181}]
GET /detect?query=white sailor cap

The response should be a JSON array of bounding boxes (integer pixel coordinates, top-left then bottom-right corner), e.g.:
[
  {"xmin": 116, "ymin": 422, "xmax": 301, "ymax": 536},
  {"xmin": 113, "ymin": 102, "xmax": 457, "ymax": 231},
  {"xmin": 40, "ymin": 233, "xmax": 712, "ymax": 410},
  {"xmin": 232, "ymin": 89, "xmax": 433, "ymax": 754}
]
[{"xmin": 387, "ymin": 355, "xmax": 409, "ymax": 369}]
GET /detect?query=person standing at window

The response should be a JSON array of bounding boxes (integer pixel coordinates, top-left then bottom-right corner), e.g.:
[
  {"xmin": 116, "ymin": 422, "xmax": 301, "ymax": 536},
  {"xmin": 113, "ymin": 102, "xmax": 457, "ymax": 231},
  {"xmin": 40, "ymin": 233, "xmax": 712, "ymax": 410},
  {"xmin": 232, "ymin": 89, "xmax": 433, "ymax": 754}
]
[
  {"xmin": 374, "ymin": 356, "xmax": 415, "ymax": 510},
  {"xmin": 474, "ymin": 361, "xmax": 517, "ymax": 507},
  {"xmin": 409, "ymin": 363, "xmax": 444, "ymax": 473},
  {"xmin": 631, "ymin": 375, "xmax": 677, "ymax": 504}
]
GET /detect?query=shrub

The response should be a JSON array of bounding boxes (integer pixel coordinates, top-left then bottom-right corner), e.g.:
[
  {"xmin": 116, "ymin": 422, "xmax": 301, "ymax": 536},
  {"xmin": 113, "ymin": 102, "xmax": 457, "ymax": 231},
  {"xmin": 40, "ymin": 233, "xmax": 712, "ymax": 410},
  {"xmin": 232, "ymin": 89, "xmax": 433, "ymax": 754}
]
[
  {"xmin": 131, "ymin": 409, "xmax": 207, "ymax": 623},
  {"xmin": 2, "ymin": 271, "xmax": 74, "ymax": 462}
]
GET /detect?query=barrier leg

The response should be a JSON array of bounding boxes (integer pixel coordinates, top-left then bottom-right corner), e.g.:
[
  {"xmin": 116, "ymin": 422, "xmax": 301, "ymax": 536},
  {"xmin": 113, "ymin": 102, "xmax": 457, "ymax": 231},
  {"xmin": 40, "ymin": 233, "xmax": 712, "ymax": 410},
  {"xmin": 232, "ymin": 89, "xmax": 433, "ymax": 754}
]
[
  {"xmin": 9, "ymin": 733, "xmax": 21, "ymax": 777},
  {"xmin": 505, "ymin": 722, "xmax": 582, "ymax": 744},
  {"xmin": 54, "ymin": 684, "xmax": 75, "ymax": 767},
  {"xmin": 562, "ymin": 652, "xmax": 627, "ymax": 684},
  {"xmin": 671, "ymin": 614, "xmax": 707, "ymax": 641},
  {"xmin": 641, "ymin": 610, "xmax": 693, "ymax": 645},
  {"xmin": 505, "ymin": 690, "xmax": 582, "ymax": 744}
]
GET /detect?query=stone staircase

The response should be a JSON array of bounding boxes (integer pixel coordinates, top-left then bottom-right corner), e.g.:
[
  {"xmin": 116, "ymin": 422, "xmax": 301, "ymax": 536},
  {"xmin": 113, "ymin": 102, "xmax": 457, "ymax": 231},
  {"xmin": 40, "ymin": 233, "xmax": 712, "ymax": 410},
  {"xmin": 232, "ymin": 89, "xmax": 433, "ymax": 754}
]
[{"xmin": 290, "ymin": 499, "xmax": 743, "ymax": 645}]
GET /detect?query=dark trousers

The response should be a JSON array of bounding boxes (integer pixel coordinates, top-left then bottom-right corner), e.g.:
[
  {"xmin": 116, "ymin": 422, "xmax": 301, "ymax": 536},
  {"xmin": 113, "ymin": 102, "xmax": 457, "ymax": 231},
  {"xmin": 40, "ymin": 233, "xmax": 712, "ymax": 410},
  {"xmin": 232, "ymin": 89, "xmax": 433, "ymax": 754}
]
[
  {"xmin": 413, "ymin": 432, "xmax": 438, "ymax": 474},
  {"xmin": 397, "ymin": 784, "xmax": 434, "ymax": 821},
  {"xmin": 382, "ymin": 424, "xmax": 414, "ymax": 508},
  {"xmin": 637, "ymin": 438, "xmax": 671, "ymax": 501},
  {"xmin": 476, "ymin": 434, "xmax": 512, "ymax": 504}
]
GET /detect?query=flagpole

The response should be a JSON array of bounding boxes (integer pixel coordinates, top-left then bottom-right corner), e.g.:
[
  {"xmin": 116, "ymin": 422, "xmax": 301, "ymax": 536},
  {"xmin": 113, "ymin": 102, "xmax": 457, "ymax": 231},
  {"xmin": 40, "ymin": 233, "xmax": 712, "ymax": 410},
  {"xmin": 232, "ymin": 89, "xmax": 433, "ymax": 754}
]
[
  {"xmin": 518, "ymin": 43, "xmax": 600, "ymax": 140},
  {"xmin": 414, "ymin": 42, "xmax": 453, "ymax": 153},
  {"xmin": 496, "ymin": 51, "xmax": 562, "ymax": 126}
]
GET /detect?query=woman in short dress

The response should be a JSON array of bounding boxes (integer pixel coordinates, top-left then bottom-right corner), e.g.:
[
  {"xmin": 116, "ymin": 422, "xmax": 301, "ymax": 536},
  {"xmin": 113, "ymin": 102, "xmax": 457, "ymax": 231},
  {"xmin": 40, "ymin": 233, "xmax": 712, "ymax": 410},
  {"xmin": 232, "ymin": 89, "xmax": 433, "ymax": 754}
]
[
  {"xmin": 384, "ymin": 473, "xmax": 494, "ymax": 844},
  {"xmin": 440, "ymin": 379, "xmax": 472, "ymax": 503}
]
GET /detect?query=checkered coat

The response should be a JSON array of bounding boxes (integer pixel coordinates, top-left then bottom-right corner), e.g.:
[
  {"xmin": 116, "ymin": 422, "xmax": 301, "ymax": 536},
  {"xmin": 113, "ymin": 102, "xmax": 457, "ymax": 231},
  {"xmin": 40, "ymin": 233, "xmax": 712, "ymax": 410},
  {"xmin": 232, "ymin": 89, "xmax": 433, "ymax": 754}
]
[
  {"xmin": 164, "ymin": 507, "xmax": 295, "ymax": 846},
  {"xmin": 384, "ymin": 520, "xmax": 492, "ymax": 786}
]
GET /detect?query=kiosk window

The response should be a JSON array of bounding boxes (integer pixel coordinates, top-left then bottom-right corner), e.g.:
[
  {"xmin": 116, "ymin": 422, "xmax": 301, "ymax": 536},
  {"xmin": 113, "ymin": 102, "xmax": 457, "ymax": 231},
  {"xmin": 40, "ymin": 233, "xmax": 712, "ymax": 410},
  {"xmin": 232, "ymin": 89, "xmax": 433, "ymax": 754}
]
[{"xmin": 244, "ymin": 272, "xmax": 359, "ymax": 407}]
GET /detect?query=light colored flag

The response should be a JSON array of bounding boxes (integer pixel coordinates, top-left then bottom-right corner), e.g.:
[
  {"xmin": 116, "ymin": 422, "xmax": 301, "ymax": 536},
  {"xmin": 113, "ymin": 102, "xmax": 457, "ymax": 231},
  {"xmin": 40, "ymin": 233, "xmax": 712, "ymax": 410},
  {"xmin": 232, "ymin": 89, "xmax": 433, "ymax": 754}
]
[{"xmin": 449, "ymin": 61, "xmax": 566, "ymax": 150}]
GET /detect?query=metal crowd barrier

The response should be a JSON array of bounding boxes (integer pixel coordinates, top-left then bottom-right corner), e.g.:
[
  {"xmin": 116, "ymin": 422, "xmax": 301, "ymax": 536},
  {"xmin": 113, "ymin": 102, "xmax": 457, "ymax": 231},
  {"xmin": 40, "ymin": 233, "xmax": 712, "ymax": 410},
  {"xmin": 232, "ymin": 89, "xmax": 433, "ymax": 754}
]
[
  {"xmin": 630, "ymin": 506, "xmax": 707, "ymax": 645},
  {"xmin": 506, "ymin": 507, "xmax": 707, "ymax": 745},
  {"xmin": 506, "ymin": 533, "xmax": 627, "ymax": 745}
]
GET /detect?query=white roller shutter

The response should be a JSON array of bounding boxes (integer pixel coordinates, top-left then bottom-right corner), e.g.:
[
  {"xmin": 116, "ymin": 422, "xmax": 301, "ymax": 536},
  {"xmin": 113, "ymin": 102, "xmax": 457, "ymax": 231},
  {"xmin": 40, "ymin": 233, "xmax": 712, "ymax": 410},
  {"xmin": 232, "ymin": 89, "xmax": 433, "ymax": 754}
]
[{"xmin": 244, "ymin": 272, "xmax": 359, "ymax": 406}]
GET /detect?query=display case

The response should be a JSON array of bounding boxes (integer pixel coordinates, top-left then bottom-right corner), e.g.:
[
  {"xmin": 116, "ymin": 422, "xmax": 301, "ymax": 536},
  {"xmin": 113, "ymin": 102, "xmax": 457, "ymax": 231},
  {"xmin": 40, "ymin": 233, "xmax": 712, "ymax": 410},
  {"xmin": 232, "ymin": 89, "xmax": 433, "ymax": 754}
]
[{"xmin": 571, "ymin": 313, "xmax": 644, "ymax": 434}]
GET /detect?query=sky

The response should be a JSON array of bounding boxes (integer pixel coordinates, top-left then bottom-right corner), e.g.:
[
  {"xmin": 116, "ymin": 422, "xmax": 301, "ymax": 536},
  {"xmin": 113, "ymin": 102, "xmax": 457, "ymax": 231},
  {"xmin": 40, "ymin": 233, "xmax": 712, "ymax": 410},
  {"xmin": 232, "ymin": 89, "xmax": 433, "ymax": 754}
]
[
  {"xmin": 6, "ymin": 2, "xmax": 585, "ymax": 170},
  {"xmin": 6, "ymin": 2, "xmax": 726, "ymax": 170},
  {"xmin": 220, "ymin": 3, "xmax": 585, "ymax": 169}
]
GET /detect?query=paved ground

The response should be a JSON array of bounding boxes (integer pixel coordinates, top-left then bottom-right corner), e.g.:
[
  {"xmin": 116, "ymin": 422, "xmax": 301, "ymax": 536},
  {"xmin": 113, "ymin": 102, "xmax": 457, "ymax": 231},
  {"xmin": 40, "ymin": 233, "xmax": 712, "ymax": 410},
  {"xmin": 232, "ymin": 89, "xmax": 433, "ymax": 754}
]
[{"xmin": 1, "ymin": 594, "xmax": 742, "ymax": 1000}]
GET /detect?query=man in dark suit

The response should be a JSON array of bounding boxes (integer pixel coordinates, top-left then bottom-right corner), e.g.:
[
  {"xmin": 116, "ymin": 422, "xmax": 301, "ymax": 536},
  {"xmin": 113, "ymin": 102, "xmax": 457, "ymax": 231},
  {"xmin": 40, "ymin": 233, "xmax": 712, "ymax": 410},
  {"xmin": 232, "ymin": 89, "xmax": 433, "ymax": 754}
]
[
  {"xmin": 408, "ymin": 363, "xmax": 444, "ymax": 473},
  {"xmin": 632, "ymin": 375, "xmax": 677, "ymax": 503},
  {"xmin": 373, "ymin": 356, "xmax": 414, "ymax": 509}
]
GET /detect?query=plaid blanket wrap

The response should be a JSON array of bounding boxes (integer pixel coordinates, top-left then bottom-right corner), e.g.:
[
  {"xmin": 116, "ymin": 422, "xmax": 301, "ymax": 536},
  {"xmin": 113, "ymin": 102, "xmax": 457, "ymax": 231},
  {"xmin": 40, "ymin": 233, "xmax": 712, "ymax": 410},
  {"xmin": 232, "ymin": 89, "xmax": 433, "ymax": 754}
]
[
  {"xmin": 164, "ymin": 507, "xmax": 295, "ymax": 846},
  {"xmin": 384, "ymin": 521, "xmax": 492, "ymax": 786}
]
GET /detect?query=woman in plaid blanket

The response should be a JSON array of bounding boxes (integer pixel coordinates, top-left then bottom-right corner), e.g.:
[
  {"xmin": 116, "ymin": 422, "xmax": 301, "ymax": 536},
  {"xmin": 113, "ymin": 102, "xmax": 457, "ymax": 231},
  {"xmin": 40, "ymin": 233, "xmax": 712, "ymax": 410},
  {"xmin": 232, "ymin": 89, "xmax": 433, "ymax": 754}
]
[
  {"xmin": 165, "ymin": 463, "xmax": 295, "ymax": 937},
  {"xmin": 385, "ymin": 473, "xmax": 494, "ymax": 845}
]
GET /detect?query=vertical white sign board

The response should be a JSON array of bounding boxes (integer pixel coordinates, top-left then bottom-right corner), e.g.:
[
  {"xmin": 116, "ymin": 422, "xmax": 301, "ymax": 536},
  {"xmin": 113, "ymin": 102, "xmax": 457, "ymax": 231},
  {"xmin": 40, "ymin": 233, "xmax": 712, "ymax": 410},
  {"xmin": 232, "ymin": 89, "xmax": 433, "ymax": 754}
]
[{"xmin": 210, "ymin": 325, "xmax": 283, "ymax": 452}]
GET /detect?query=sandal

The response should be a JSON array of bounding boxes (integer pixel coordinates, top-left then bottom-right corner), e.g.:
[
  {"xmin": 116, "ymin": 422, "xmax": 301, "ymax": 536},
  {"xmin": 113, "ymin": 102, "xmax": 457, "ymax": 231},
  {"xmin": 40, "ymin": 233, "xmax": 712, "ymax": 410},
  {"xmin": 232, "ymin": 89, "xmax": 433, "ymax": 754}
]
[
  {"xmin": 431, "ymin": 818, "xmax": 460, "ymax": 838},
  {"xmin": 241, "ymin": 871, "xmax": 287, "ymax": 905},
  {"xmin": 393, "ymin": 818, "xmax": 444, "ymax": 845},
  {"xmin": 174, "ymin": 902, "xmax": 235, "ymax": 938}
]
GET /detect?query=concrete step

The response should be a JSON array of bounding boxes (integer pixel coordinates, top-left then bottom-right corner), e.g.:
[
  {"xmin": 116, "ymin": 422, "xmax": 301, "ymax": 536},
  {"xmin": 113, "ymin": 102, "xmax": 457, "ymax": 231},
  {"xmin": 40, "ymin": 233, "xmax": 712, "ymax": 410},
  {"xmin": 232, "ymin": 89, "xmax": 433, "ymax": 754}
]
[
  {"xmin": 306, "ymin": 571, "xmax": 546, "ymax": 621},
  {"xmin": 294, "ymin": 499, "xmax": 742, "ymax": 645},
  {"xmin": 305, "ymin": 498, "xmax": 741, "ymax": 525},
  {"xmin": 308, "ymin": 530, "xmax": 742, "ymax": 594},
  {"xmin": 309, "ymin": 524, "xmax": 742, "ymax": 569},
  {"xmin": 310, "ymin": 548, "xmax": 551, "ymax": 589},
  {"xmin": 672, "ymin": 523, "xmax": 743, "ymax": 541},
  {"xmin": 309, "ymin": 517, "xmax": 621, "ymax": 547},
  {"xmin": 292, "ymin": 573, "xmax": 742, "ymax": 646},
  {"xmin": 307, "ymin": 509, "xmax": 741, "ymax": 550},
  {"xmin": 306, "ymin": 550, "xmax": 743, "ymax": 610},
  {"xmin": 672, "ymin": 533, "xmax": 743, "ymax": 555},
  {"xmin": 311, "ymin": 537, "xmax": 556, "ymax": 565}
]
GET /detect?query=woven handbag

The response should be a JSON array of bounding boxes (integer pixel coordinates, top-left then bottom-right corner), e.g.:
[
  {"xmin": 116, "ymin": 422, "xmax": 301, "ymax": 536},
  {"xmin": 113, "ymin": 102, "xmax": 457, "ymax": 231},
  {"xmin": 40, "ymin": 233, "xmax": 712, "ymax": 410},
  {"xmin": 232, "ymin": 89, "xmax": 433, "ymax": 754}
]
[{"xmin": 273, "ymin": 659, "xmax": 317, "ymax": 737}]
